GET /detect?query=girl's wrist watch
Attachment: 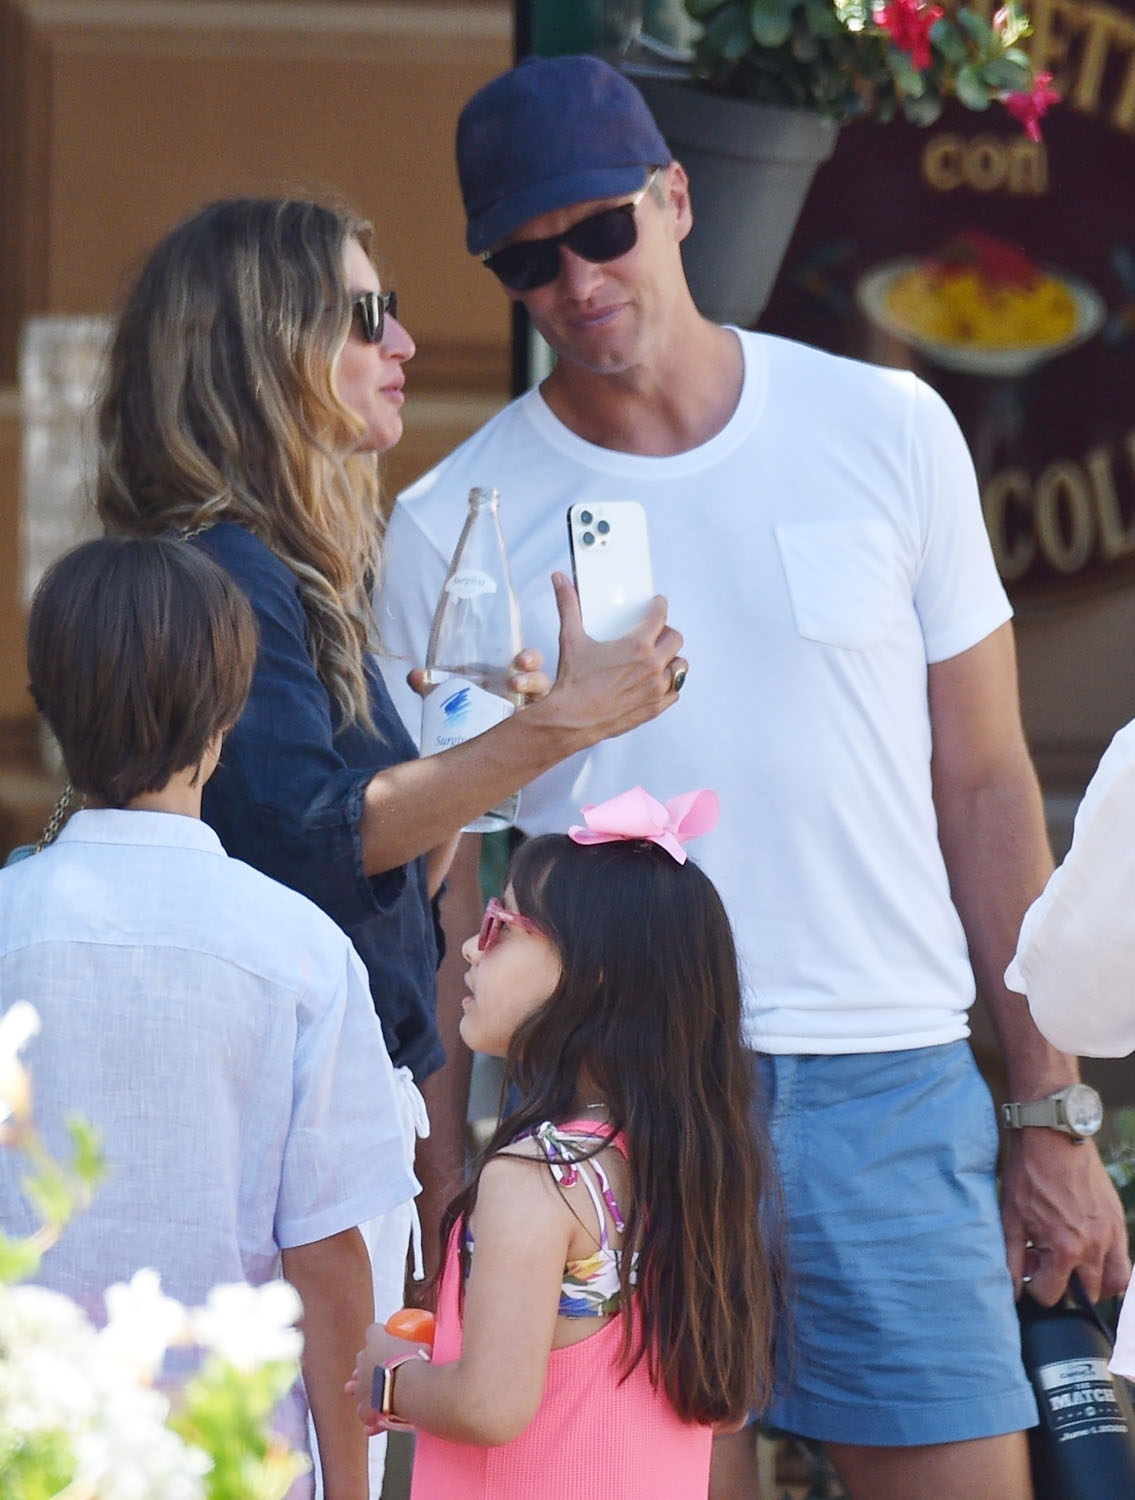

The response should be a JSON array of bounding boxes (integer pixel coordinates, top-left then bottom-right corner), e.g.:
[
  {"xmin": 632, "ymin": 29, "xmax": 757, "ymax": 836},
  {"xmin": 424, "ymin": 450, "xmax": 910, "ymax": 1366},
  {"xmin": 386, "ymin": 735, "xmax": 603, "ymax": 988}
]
[
  {"xmin": 1001, "ymin": 1083, "xmax": 1104, "ymax": 1142},
  {"xmin": 373, "ymin": 1348, "xmax": 428, "ymax": 1429}
]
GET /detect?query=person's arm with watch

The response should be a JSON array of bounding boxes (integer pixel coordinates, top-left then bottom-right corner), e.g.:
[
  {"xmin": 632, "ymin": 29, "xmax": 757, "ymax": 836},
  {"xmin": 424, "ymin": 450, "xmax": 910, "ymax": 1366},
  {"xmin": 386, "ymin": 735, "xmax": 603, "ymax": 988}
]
[
  {"xmin": 348, "ymin": 1149, "xmax": 581, "ymax": 1446},
  {"xmin": 928, "ymin": 628, "xmax": 1131, "ymax": 1308}
]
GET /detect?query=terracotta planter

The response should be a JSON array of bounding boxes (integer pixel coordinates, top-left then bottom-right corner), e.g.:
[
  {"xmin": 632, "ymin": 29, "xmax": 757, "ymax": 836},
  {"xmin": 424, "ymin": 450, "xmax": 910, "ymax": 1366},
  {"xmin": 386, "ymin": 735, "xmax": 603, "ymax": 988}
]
[{"xmin": 630, "ymin": 75, "xmax": 839, "ymax": 327}]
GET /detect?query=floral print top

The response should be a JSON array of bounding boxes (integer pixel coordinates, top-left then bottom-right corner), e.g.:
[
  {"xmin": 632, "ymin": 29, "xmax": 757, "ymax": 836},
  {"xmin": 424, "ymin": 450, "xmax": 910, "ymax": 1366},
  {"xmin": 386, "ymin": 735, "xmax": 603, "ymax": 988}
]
[{"xmin": 466, "ymin": 1120, "xmax": 637, "ymax": 1318}]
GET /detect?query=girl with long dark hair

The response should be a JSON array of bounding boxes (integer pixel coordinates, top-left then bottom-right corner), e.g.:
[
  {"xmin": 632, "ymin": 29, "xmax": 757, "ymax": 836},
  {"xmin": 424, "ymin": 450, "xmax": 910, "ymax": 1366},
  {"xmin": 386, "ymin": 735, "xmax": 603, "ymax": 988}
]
[{"xmin": 351, "ymin": 787, "xmax": 779, "ymax": 1500}]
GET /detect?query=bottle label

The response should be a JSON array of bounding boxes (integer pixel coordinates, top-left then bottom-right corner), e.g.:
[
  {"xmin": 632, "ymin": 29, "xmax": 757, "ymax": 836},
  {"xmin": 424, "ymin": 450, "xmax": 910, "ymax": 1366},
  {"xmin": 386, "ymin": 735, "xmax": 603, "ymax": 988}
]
[
  {"xmin": 1035, "ymin": 1355, "xmax": 1131, "ymax": 1441},
  {"xmin": 420, "ymin": 677, "xmax": 515, "ymax": 755},
  {"xmin": 445, "ymin": 570, "xmax": 498, "ymax": 600}
]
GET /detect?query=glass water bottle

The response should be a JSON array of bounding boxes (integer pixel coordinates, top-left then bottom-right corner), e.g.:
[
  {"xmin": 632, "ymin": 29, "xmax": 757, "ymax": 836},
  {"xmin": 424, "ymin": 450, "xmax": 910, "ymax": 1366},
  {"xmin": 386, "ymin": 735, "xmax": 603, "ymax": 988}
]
[{"xmin": 421, "ymin": 487, "xmax": 523, "ymax": 833}]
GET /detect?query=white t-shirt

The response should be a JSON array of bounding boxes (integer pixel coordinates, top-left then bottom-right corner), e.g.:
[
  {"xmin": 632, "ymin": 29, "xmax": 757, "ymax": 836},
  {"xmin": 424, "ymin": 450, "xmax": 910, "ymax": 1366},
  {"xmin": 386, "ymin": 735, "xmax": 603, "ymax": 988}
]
[
  {"xmin": 0, "ymin": 808, "xmax": 415, "ymax": 1309},
  {"xmin": 1006, "ymin": 719, "xmax": 1135, "ymax": 1376},
  {"xmin": 381, "ymin": 330, "xmax": 1011, "ymax": 1053}
]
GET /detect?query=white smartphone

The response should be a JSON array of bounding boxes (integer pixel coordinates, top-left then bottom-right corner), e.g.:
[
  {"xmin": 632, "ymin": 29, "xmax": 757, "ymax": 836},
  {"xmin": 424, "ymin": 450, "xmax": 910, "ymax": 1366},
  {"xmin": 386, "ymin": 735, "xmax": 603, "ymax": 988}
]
[{"xmin": 567, "ymin": 501, "xmax": 655, "ymax": 642}]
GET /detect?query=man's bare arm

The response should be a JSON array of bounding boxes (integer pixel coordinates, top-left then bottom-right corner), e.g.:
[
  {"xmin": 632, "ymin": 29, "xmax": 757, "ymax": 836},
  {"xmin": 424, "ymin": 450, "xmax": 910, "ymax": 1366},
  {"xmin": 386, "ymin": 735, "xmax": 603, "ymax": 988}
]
[
  {"xmin": 282, "ymin": 1227, "xmax": 373, "ymax": 1500},
  {"xmin": 929, "ymin": 623, "xmax": 1129, "ymax": 1304}
]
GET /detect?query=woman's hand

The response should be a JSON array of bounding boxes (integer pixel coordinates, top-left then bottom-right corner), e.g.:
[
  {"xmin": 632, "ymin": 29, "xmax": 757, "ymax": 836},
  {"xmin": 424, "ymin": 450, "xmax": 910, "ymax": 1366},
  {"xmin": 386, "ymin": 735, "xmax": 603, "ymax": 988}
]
[
  {"xmin": 540, "ymin": 572, "xmax": 685, "ymax": 745},
  {"xmin": 508, "ymin": 647, "xmax": 550, "ymax": 703},
  {"xmin": 406, "ymin": 649, "xmax": 550, "ymax": 705},
  {"xmin": 359, "ymin": 581, "xmax": 683, "ymax": 878}
]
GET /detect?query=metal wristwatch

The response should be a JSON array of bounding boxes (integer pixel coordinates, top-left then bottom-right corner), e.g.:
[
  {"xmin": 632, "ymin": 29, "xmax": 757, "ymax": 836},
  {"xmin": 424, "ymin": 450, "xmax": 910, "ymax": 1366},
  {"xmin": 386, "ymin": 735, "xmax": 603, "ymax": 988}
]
[{"xmin": 1001, "ymin": 1083, "xmax": 1104, "ymax": 1142}]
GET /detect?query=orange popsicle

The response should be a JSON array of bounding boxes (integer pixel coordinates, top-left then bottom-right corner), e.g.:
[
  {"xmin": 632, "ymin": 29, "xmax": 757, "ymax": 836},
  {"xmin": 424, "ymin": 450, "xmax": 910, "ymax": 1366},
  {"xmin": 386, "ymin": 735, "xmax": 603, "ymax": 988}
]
[{"xmin": 385, "ymin": 1307, "xmax": 436, "ymax": 1349}]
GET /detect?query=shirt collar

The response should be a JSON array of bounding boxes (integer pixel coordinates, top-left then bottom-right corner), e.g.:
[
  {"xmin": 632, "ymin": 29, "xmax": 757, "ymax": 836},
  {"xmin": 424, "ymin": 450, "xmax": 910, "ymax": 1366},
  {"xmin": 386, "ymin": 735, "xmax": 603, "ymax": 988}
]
[{"xmin": 55, "ymin": 808, "xmax": 227, "ymax": 855}]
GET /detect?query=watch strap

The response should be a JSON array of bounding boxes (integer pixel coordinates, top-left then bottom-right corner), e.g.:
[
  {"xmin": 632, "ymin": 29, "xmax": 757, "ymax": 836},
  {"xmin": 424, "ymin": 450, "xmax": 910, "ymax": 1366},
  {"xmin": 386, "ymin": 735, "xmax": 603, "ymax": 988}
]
[
  {"xmin": 373, "ymin": 1348, "xmax": 427, "ymax": 1428},
  {"xmin": 1001, "ymin": 1084, "xmax": 1102, "ymax": 1140},
  {"xmin": 1002, "ymin": 1098, "xmax": 1062, "ymax": 1130}
]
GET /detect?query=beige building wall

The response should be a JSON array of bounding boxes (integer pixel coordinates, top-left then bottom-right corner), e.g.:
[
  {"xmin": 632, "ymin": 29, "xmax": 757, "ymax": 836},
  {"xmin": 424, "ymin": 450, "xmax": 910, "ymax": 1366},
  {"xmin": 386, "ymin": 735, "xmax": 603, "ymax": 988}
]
[{"xmin": 0, "ymin": 0, "xmax": 515, "ymax": 736}]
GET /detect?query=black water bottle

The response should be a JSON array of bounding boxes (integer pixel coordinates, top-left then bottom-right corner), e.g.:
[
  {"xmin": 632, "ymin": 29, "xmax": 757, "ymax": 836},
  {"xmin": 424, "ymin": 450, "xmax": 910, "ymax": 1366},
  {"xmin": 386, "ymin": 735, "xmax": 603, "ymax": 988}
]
[{"xmin": 1018, "ymin": 1276, "xmax": 1135, "ymax": 1500}]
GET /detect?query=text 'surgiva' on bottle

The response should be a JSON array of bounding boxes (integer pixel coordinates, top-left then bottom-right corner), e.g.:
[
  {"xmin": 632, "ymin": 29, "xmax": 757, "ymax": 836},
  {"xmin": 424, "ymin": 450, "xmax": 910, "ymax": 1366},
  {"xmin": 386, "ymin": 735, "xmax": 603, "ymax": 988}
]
[
  {"xmin": 1018, "ymin": 1281, "xmax": 1135, "ymax": 1500},
  {"xmin": 421, "ymin": 487, "xmax": 522, "ymax": 833}
]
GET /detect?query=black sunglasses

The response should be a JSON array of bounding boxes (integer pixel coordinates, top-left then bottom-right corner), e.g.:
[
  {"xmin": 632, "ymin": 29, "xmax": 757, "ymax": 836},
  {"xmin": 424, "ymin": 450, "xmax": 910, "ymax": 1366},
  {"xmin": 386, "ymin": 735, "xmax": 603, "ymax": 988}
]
[
  {"xmin": 351, "ymin": 289, "xmax": 398, "ymax": 344},
  {"xmin": 481, "ymin": 169, "xmax": 661, "ymax": 293}
]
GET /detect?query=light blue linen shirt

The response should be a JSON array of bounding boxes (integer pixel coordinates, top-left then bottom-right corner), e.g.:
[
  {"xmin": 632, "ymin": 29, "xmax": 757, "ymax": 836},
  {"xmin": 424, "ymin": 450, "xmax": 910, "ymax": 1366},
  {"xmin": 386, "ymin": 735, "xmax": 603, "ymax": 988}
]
[{"xmin": 0, "ymin": 808, "xmax": 415, "ymax": 1314}]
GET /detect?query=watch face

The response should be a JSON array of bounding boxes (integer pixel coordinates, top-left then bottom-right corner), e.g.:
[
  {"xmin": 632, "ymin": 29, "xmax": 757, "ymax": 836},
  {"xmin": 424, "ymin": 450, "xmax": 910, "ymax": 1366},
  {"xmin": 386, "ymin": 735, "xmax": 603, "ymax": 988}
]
[{"xmin": 1064, "ymin": 1084, "xmax": 1104, "ymax": 1137}]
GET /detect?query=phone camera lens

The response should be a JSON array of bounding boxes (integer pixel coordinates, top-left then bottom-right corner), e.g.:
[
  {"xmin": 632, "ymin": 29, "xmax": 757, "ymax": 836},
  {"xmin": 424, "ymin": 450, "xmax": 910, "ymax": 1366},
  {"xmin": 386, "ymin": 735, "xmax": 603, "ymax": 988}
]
[
  {"xmin": 596, "ymin": 520, "xmax": 610, "ymax": 535},
  {"xmin": 579, "ymin": 510, "xmax": 593, "ymax": 526},
  {"xmin": 582, "ymin": 531, "xmax": 595, "ymax": 547}
]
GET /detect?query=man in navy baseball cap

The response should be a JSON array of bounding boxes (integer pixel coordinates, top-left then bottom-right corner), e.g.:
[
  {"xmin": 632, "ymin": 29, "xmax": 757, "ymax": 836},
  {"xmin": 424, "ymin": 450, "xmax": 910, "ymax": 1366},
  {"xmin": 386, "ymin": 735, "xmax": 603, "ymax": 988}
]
[
  {"xmin": 381, "ymin": 45, "xmax": 1127, "ymax": 1500},
  {"xmin": 457, "ymin": 53, "xmax": 672, "ymax": 259}
]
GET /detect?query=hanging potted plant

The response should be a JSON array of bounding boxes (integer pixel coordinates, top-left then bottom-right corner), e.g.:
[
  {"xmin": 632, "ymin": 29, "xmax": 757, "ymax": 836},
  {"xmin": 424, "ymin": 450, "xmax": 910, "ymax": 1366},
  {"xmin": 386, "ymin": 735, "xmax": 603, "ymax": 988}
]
[{"xmin": 624, "ymin": 0, "xmax": 1057, "ymax": 324}]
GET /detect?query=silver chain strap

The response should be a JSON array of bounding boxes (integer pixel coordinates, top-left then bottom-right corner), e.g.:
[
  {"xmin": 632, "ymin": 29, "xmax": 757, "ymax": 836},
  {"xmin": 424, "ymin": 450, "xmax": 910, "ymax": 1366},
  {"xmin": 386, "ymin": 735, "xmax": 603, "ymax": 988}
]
[{"xmin": 35, "ymin": 783, "xmax": 75, "ymax": 852}]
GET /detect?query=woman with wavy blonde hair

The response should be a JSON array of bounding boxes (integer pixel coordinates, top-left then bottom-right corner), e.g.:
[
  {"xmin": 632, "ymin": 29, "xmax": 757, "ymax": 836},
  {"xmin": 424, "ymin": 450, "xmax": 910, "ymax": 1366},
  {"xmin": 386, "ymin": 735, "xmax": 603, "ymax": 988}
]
[
  {"xmin": 95, "ymin": 194, "xmax": 684, "ymax": 1493},
  {"xmin": 99, "ymin": 198, "xmax": 387, "ymax": 730}
]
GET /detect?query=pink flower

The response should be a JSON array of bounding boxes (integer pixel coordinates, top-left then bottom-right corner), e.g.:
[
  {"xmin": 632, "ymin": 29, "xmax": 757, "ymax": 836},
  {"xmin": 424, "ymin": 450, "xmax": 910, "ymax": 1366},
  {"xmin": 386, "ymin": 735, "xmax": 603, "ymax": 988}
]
[
  {"xmin": 1004, "ymin": 72, "xmax": 1060, "ymax": 141},
  {"xmin": 873, "ymin": 0, "xmax": 945, "ymax": 71}
]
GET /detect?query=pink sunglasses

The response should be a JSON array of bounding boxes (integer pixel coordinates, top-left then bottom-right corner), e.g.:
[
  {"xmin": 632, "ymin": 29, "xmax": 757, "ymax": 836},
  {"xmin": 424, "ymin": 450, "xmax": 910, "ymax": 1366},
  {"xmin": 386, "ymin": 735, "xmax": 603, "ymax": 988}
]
[{"xmin": 478, "ymin": 897, "xmax": 540, "ymax": 952}]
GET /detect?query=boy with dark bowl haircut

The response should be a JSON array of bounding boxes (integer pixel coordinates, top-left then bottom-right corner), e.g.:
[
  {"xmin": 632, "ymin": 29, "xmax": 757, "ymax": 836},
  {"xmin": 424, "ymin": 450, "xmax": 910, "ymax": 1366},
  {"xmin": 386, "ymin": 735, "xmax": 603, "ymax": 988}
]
[{"xmin": 0, "ymin": 535, "xmax": 414, "ymax": 1500}]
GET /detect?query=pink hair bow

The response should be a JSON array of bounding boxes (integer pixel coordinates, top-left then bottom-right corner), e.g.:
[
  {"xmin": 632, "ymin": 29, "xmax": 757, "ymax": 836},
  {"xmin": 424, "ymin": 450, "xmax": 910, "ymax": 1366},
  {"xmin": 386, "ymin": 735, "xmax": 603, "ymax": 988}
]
[{"xmin": 568, "ymin": 787, "xmax": 719, "ymax": 865}]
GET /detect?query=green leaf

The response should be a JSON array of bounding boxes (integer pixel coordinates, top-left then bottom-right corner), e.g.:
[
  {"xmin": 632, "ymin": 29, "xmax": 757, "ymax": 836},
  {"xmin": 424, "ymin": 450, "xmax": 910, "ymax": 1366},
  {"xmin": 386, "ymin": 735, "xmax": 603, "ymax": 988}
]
[
  {"xmin": 888, "ymin": 46, "xmax": 926, "ymax": 97},
  {"xmin": 750, "ymin": 0, "xmax": 794, "ymax": 49},
  {"xmin": 20, "ymin": 1164, "xmax": 73, "ymax": 1230},
  {"xmin": 980, "ymin": 55, "xmax": 1032, "ymax": 90},
  {"xmin": 171, "ymin": 1359, "xmax": 303, "ymax": 1500},
  {"xmin": 64, "ymin": 1114, "xmax": 105, "ymax": 1190},
  {"xmin": 957, "ymin": 8, "xmax": 994, "ymax": 48},
  {"xmin": 685, "ymin": 0, "xmax": 723, "ymax": 17},
  {"xmin": 902, "ymin": 90, "xmax": 944, "ymax": 124},
  {"xmin": 0, "ymin": 1231, "xmax": 42, "ymax": 1283},
  {"xmin": 929, "ymin": 17, "xmax": 968, "ymax": 64},
  {"xmin": 805, "ymin": 0, "xmax": 847, "ymax": 37},
  {"xmin": 0, "ymin": 1425, "xmax": 77, "ymax": 1500},
  {"xmin": 955, "ymin": 62, "xmax": 992, "ymax": 109},
  {"xmin": 707, "ymin": 2, "xmax": 757, "ymax": 57}
]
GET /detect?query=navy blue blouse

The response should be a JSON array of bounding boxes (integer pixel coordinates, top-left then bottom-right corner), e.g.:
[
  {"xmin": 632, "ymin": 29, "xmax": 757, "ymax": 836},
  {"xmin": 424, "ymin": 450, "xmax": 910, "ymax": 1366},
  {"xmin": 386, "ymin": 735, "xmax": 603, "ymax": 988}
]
[{"xmin": 194, "ymin": 523, "xmax": 443, "ymax": 1082}]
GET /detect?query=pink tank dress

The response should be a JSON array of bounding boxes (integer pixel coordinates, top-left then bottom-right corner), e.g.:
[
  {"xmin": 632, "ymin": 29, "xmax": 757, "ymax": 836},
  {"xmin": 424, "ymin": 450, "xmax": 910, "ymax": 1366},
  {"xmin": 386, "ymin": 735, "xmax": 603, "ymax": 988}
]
[{"xmin": 409, "ymin": 1122, "xmax": 713, "ymax": 1500}]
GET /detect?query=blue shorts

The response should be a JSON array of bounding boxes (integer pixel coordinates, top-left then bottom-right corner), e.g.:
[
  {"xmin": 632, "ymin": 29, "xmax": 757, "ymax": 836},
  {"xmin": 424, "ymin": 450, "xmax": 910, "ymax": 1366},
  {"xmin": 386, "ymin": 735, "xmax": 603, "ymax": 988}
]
[{"xmin": 754, "ymin": 1042, "xmax": 1039, "ymax": 1446}]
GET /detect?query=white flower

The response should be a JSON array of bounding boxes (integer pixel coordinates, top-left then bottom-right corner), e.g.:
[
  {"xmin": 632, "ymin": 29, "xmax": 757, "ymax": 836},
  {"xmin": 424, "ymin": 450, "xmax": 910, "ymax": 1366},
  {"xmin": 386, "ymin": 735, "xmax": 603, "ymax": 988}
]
[
  {"xmin": 100, "ymin": 1268, "xmax": 193, "ymax": 1383},
  {"xmin": 0, "ymin": 1001, "xmax": 40, "ymax": 1124},
  {"xmin": 72, "ymin": 1381, "xmax": 210, "ymax": 1500},
  {"xmin": 191, "ymin": 1279, "xmax": 304, "ymax": 1372},
  {"xmin": 0, "ymin": 1282, "xmax": 98, "ymax": 1434},
  {"xmin": 0, "ymin": 1283, "xmax": 211, "ymax": 1500}
]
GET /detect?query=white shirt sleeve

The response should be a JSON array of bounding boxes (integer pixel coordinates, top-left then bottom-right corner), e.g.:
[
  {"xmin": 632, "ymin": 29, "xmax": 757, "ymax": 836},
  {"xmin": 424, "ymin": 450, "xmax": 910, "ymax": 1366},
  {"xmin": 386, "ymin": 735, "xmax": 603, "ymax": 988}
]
[
  {"xmin": 277, "ymin": 943, "xmax": 417, "ymax": 1248},
  {"xmin": 1005, "ymin": 719, "xmax": 1135, "ymax": 1057},
  {"xmin": 908, "ymin": 377, "xmax": 1013, "ymax": 664}
]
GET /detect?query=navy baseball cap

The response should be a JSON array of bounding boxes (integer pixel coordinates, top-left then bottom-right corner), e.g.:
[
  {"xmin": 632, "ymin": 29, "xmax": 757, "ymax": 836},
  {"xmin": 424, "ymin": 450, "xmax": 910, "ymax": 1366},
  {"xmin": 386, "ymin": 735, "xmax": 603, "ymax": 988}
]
[{"xmin": 457, "ymin": 54, "xmax": 672, "ymax": 257}]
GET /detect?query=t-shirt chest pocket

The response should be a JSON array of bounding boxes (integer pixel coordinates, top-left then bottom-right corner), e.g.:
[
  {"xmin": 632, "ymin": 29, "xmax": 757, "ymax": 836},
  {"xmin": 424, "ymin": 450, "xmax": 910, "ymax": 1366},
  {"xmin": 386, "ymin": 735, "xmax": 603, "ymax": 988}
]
[{"xmin": 774, "ymin": 520, "xmax": 903, "ymax": 651}]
